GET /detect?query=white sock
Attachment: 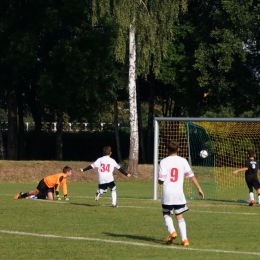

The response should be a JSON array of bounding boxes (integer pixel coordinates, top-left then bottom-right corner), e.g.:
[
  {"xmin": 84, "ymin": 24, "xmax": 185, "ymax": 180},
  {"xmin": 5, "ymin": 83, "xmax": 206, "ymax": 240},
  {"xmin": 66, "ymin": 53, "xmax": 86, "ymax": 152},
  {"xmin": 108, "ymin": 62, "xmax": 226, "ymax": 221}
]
[
  {"xmin": 164, "ymin": 215, "xmax": 175, "ymax": 234},
  {"xmin": 178, "ymin": 218, "xmax": 187, "ymax": 241},
  {"xmin": 111, "ymin": 190, "xmax": 117, "ymax": 205},
  {"xmin": 249, "ymin": 192, "xmax": 254, "ymax": 201},
  {"xmin": 258, "ymin": 194, "xmax": 260, "ymax": 205}
]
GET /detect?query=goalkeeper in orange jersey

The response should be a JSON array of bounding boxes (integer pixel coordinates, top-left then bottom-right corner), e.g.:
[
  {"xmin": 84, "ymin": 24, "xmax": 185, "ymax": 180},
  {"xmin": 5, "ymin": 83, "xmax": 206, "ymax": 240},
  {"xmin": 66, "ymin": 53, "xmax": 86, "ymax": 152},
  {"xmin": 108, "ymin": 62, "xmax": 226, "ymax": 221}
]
[
  {"xmin": 13, "ymin": 166, "xmax": 72, "ymax": 201},
  {"xmin": 232, "ymin": 150, "xmax": 260, "ymax": 206}
]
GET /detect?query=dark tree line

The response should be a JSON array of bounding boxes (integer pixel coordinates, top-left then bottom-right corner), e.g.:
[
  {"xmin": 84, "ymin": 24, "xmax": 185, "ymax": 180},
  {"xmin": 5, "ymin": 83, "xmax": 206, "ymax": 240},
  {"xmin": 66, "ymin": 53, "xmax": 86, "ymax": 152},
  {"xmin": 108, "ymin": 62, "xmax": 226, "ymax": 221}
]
[{"xmin": 0, "ymin": 0, "xmax": 259, "ymax": 164}]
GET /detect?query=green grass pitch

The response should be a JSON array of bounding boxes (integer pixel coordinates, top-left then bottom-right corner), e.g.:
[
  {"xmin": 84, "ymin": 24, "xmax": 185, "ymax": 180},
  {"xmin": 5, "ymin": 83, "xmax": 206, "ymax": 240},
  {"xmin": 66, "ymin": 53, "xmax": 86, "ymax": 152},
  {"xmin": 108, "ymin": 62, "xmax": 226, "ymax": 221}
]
[{"xmin": 1, "ymin": 181, "xmax": 260, "ymax": 260}]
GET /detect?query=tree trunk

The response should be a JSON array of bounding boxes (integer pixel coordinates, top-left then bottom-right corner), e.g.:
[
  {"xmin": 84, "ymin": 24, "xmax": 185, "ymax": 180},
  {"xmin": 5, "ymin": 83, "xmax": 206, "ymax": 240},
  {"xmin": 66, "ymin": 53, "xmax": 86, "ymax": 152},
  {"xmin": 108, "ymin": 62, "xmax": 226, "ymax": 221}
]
[
  {"xmin": 17, "ymin": 89, "xmax": 26, "ymax": 159},
  {"xmin": 147, "ymin": 73, "xmax": 155, "ymax": 163},
  {"xmin": 7, "ymin": 84, "xmax": 18, "ymax": 160},
  {"xmin": 172, "ymin": 106, "xmax": 182, "ymax": 117},
  {"xmin": 0, "ymin": 123, "xmax": 5, "ymax": 159},
  {"xmin": 127, "ymin": 24, "xmax": 139, "ymax": 174},
  {"xmin": 136, "ymin": 78, "xmax": 146, "ymax": 163},
  {"xmin": 55, "ymin": 111, "xmax": 63, "ymax": 160},
  {"xmin": 26, "ymin": 85, "xmax": 43, "ymax": 159},
  {"xmin": 114, "ymin": 98, "xmax": 122, "ymax": 162}
]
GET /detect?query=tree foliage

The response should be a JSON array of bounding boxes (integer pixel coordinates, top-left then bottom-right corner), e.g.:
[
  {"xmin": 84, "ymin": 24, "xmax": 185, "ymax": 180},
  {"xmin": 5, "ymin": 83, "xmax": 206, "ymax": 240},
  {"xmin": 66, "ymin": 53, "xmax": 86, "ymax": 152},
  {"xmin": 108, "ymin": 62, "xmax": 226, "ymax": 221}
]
[
  {"xmin": 1, "ymin": 0, "xmax": 260, "ymax": 160},
  {"xmin": 92, "ymin": 0, "xmax": 188, "ymax": 77},
  {"xmin": 193, "ymin": 0, "xmax": 260, "ymax": 116}
]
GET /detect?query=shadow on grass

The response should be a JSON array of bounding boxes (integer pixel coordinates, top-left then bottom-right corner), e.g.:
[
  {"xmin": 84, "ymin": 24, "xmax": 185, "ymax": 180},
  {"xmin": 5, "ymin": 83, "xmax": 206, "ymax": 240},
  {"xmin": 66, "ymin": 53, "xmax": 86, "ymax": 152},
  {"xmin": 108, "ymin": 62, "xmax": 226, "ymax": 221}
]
[
  {"xmin": 102, "ymin": 232, "xmax": 168, "ymax": 245},
  {"xmin": 70, "ymin": 202, "xmax": 97, "ymax": 207}
]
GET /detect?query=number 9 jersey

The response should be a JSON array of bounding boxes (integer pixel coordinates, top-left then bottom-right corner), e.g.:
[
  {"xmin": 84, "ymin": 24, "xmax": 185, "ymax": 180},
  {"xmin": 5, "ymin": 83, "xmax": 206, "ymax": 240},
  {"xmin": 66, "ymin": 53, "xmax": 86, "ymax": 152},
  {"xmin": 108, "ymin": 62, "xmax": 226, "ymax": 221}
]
[{"xmin": 158, "ymin": 155, "xmax": 194, "ymax": 205}]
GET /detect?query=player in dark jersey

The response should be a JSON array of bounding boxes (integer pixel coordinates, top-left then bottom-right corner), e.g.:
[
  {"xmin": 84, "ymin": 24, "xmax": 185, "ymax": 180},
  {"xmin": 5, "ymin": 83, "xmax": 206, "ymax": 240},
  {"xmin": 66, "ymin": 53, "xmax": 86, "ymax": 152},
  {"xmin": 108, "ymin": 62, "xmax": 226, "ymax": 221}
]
[{"xmin": 232, "ymin": 150, "xmax": 260, "ymax": 206}]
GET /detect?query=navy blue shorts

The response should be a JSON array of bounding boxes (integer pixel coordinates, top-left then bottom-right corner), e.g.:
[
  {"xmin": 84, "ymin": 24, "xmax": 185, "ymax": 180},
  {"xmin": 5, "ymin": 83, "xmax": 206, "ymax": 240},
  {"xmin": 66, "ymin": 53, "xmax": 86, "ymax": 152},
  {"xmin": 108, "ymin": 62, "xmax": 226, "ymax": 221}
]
[
  {"xmin": 98, "ymin": 181, "xmax": 116, "ymax": 191},
  {"xmin": 162, "ymin": 204, "xmax": 189, "ymax": 215},
  {"xmin": 36, "ymin": 179, "xmax": 54, "ymax": 194}
]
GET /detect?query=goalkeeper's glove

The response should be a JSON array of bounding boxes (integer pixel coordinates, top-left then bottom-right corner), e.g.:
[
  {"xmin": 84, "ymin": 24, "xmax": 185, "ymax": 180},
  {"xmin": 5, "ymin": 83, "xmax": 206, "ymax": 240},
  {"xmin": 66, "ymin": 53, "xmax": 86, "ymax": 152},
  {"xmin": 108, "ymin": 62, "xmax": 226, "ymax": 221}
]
[
  {"xmin": 64, "ymin": 195, "xmax": 69, "ymax": 201},
  {"xmin": 56, "ymin": 191, "xmax": 61, "ymax": 201}
]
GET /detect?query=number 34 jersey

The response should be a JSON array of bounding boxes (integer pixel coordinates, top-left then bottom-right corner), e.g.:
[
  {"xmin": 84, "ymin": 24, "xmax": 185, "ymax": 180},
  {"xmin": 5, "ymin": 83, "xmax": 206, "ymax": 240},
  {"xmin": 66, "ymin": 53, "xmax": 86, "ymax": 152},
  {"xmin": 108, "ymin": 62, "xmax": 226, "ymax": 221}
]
[
  {"xmin": 158, "ymin": 155, "xmax": 194, "ymax": 205},
  {"xmin": 91, "ymin": 155, "xmax": 120, "ymax": 184}
]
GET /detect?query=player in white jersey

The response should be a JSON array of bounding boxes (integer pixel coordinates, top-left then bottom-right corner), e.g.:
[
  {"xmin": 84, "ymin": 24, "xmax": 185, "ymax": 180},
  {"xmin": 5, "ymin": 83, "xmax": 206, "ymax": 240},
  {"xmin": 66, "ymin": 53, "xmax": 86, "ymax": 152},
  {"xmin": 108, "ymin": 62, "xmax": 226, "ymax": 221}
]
[
  {"xmin": 80, "ymin": 146, "xmax": 131, "ymax": 207},
  {"xmin": 158, "ymin": 140, "xmax": 204, "ymax": 246}
]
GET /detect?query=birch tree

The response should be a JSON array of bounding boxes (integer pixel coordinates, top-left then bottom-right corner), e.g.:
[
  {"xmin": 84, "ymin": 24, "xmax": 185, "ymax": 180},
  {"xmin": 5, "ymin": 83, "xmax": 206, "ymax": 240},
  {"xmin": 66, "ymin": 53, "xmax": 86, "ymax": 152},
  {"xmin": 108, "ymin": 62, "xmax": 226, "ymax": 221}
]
[{"xmin": 92, "ymin": 0, "xmax": 187, "ymax": 173}]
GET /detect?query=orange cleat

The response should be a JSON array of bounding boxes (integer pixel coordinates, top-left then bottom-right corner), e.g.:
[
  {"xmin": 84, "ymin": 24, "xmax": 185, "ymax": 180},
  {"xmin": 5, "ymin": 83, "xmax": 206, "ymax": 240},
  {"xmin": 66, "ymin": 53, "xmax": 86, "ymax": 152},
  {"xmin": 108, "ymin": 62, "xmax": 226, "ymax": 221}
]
[
  {"xmin": 13, "ymin": 192, "xmax": 22, "ymax": 200},
  {"xmin": 166, "ymin": 231, "xmax": 177, "ymax": 245},
  {"xmin": 181, "ymin": 239, "xmax": 190, "ymax": 246}
]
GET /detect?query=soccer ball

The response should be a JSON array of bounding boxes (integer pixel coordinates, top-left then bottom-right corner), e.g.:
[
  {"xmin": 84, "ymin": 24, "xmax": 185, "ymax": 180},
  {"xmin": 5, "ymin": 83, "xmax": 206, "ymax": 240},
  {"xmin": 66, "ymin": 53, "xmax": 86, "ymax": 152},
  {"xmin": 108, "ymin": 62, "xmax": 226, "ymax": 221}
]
[{"xmin": 200, "ymin": 150, "xmax": 208, "ymax": 158}]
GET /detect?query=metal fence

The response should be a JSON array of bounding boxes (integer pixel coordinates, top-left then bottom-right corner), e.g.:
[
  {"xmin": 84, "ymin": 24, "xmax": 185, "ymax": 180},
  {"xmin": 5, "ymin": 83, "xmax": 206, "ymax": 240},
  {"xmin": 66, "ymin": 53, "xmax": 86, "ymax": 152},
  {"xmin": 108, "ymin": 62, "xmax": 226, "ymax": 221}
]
[{"xmin": 0, "ymin": 122, "xmax": 121, "ymax": 132}]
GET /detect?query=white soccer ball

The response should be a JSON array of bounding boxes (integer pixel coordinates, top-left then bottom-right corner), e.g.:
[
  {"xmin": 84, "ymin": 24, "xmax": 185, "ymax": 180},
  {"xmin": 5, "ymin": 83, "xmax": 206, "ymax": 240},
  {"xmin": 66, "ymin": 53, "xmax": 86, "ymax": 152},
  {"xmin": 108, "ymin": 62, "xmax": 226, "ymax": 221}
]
[{"xmin": 200, "ymin": 150, "xmax": 208, "ymax": 158}]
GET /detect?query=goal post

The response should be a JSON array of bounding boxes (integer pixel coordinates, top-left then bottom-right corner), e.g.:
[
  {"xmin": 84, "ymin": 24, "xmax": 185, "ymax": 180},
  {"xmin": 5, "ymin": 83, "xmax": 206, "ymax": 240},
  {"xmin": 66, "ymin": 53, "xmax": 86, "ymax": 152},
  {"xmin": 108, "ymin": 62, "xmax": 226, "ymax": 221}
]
[{"xmin": 153, "ymin": 117, "xmax": 260, "ymax": 202}]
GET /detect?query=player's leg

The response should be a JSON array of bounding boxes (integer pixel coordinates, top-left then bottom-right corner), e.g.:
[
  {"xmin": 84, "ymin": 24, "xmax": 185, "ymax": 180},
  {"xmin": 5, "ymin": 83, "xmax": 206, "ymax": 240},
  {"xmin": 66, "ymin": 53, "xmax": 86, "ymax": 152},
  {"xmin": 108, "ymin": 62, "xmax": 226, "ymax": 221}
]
[
  {"xmin": 46, "ymin": 188, "xmax": 55, "ymax": 200},
  {"xmin": 174, "ymin": 204, "xmax": 189, "ymax": 246},
  {"xmin": 95, "ymin": 189, "xmax": 100, "ymax": 201},
  {"xmin": 257, "ymin": 189, "xmax": 260, "ymax": 206},
  {"xmin": 14, "ymin": 189, "xmax": 38, "ymax": 199},
  {"xmin": 108, "ymin": 181, "xmax": 117, "ymax": 207},
  {"xmin": 37, "ymin": 191, "xmax": 47, "ymax": 199},
  {"xmin": 247, "ymin": 178, "xmax": 255, "ymax": 205},
  {"xmin": 27, "ymin": 189, "xmax": 40, "ymax": 197},
  {"xmin": 252, "ymin": 179, "xmax": 260, "ymax": 206},
  {"xmin": 95, "ymin": 183, "xmax": 107, "ymax": 201},
  {"xmin": 23, "ymin": 180, "xmax": 47, "ymax": 199},
  {"xmin": 14, "ymin": 179, "xmax": 44, "ymax": 199},
  {"xmin": 46, "ymin": 192, "xmax": 54, "ymax": 200},
  {"xmin": 162, "ymin": 205, "xmax": 177, "ymax": 244},
  {"xmin": 14, "ymin": 179, "xmax": 48, "ymax": 199},
  {"xmin": 14, "ymin": 188, "xmax": 40, "ymax": 199}
]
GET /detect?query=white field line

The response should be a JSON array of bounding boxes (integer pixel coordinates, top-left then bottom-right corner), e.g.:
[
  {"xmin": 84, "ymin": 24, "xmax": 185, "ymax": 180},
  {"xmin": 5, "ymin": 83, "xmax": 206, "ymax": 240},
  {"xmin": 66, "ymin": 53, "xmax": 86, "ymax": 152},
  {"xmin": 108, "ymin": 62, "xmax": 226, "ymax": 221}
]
[
  {"xmin": 5, "ymin": 193, "xmax": 260, "ymax": 216},
  {"xmin": 2, "ymin": 192, "xmax": 251, "ymax": 204},
  {"xmin": 0, "ymin": 230, "xmax": 260, "ymax": 256},
  {"xmin": 18, "ymin": 201, "xmax": 260, "ymax": 216},
  {"xmin": 119, "ymin": 206, "xmax": 260, "ymax": 216}
]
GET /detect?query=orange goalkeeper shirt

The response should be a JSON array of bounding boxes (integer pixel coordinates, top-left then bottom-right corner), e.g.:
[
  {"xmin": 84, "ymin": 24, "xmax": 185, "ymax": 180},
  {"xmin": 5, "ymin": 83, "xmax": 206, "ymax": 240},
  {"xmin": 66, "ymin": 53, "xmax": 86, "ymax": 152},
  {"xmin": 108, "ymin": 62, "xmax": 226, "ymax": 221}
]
[{"xmin": 44, "ymin": 173, "xmax": 68, "ymax": 195}]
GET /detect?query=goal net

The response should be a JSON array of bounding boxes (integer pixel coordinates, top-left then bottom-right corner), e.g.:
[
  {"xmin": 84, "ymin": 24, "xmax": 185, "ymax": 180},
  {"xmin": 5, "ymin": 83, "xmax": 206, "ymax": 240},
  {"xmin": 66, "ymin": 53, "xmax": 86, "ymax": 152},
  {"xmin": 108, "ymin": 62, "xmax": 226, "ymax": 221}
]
[{"xmin": 153, "ymin": 117, "xmax": 260, "ymax": 203}]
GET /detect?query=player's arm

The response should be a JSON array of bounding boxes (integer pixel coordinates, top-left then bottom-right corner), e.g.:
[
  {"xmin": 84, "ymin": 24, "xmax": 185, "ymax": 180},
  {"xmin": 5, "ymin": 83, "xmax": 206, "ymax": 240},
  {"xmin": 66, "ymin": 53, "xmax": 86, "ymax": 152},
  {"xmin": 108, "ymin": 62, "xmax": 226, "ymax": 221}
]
[
  {"xmin": 61, "ymin": 180, "xmax": 69, "ymax": 200},
  {"xmin": 190, "ymin": 176, "xmax": 204, "ymax": 199},
  {"xmin": 158, "ymin": 163, "xmax": 166, "ymax": 185},
  {"xmin": 55, "ymin": 184, "xmax": 62, "ymax": 200},
  {"xmin": 80, "ymin": 165, "xmax": 93, "ymax": 172},
  {"xmin": 232, "ymin": 167, "xmax": 248, "ymax": 174},
  {"xmin": 118, "ymin": 167, "xmax": 131, "ymax": 177},
  {"xmin": 56, "ymin": 176, "xmax": 66, "ymax": 200}
]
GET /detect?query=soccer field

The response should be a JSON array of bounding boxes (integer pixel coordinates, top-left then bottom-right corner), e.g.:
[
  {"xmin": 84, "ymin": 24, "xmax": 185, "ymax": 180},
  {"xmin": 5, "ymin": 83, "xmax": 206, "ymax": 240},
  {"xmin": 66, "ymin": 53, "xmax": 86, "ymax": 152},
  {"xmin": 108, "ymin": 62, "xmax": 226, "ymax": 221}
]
[{"xmin": 1, "ymin": 182, "xmax": 260, "ymax": 260}]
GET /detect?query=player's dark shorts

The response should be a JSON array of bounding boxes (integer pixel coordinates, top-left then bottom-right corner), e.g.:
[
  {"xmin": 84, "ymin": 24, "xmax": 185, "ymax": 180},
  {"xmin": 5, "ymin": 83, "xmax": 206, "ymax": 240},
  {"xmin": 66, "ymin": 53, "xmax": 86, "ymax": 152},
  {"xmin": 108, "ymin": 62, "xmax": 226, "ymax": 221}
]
[
  {"xmin": 36, "ymin": 179, "xmax": 54, "ymax": 194},
  {"xmin": 162, "ymin": 204, "xmax": 189, "ymax": 216},
  {"xmin": 246, "ymin": 175, "xmax": 260, "ymax": 190},
  {"xmin": 98, "ymin": 181, "xmax": 116, "ymax": 192}
]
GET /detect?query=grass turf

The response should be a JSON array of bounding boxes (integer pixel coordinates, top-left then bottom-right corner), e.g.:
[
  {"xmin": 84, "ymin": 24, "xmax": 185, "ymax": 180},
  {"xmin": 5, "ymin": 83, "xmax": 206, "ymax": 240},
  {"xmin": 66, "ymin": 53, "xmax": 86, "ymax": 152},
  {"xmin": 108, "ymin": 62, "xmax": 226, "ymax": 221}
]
[{"xmin": 1, "ymin": 182, "xmax": 260, "ymax": 260}]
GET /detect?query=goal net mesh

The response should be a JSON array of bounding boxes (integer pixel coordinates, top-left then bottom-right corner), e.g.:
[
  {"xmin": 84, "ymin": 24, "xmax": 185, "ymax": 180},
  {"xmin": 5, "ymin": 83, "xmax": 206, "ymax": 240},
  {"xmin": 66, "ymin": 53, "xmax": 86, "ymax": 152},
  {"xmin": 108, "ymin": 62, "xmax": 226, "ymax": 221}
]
[{"xmin": 157, "ymin": 120, "xmax": 260, "ymax": 202}]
